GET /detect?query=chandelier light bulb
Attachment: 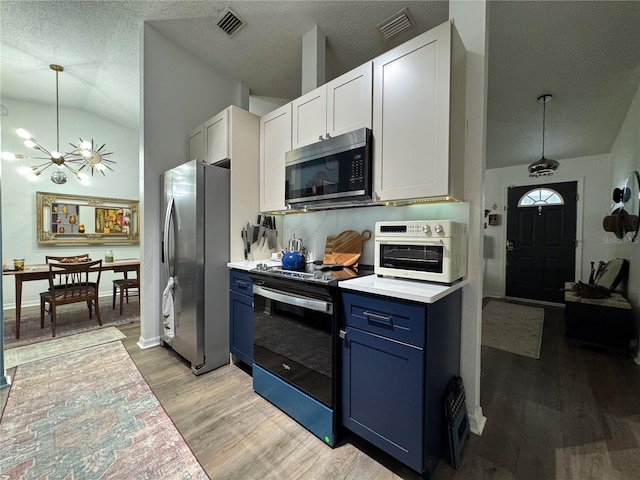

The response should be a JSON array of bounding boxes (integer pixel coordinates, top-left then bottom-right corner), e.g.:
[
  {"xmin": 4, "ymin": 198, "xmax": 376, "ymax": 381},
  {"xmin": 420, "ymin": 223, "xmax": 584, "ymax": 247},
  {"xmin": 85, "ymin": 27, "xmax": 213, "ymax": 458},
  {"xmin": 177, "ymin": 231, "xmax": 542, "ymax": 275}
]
[
  {"xmin": 18, "ymin": 166, "xmax": 33, "ymax": 175},
  {"xmin": 77, "ymin": 172, "xmax": 89, "ymax": 182},
  {"xmin": 16, "ymin": 128, "xmax": 31, "ymax": 139},
  {"xmin": 51, "ymin": 151, "xmax": 61, "ymax": 159},
  {"xmin": 82, "ymin": 149, "xmax": 91, "ymax": 158},
  {"xmin": 80, "ymin": 140, "xmax": 92, "ymax": 150},
  {"xmin": 24, "ymin": 140, "xmax": 36, "ymax": 149},
  {"xmin": 95, "ymin": 163, "xmax": 106, "ymax": 171},
  {"xmin": 2, "ymin": 152, "xmax": 17, "ymax": 161}
]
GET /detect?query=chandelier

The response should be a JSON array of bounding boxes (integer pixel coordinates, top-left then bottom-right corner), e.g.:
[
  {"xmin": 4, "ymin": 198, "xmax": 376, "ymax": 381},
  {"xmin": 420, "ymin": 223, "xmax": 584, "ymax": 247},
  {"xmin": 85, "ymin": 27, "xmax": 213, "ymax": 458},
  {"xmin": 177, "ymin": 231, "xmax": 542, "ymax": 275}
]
[
  {"xmin": 528, "ymin": 93, "xmax": 559, "ymax": 178},
  {"xmin": 1, "ymin": 64, "xmax": 115, "ymax": 184}
]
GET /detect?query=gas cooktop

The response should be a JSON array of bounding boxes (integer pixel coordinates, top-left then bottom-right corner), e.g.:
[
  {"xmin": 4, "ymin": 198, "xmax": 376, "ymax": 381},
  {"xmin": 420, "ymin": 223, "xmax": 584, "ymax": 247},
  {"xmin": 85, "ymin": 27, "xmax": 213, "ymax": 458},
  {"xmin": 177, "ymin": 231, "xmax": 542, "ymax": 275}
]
[{"xmin": 250, "ymin": 262, "xmax": 373, "ymax": 286}]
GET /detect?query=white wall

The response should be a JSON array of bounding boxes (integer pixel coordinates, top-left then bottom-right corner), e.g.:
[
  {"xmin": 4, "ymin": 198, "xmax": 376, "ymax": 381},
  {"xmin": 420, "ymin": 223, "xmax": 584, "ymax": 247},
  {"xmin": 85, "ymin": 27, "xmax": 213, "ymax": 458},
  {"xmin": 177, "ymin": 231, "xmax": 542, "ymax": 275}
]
[
  {"xmin": 1, "ymin": 98, "xmax": 139, "ymax": 307},
  {"xmin": 608, "ymin": 83, "xmax": 640, "ymax": 361},
  {"xmin": 140, "ymin": 24, "xmax": 242, "ymax": 348},
  {"xmin": 483, "ymin": 154, "xmax": 613, "ymax": 298},
  {"xmin": 249, "ymin": 96, "xmax": 290, "ymax": 117}
]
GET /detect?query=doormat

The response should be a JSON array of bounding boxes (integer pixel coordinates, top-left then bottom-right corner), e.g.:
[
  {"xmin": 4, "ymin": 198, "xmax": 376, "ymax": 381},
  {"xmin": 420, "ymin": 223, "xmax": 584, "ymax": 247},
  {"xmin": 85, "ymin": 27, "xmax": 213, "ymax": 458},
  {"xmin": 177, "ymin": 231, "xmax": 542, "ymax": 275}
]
[
  {"xmin": 4, "ymin": 327, "xmax": 125, "ymax": 368},
  {"xmin": 482, "ymin": 300, "xmax": 544, "ymax": 359},
  {"xmin": 0, "ymin": 341, "xmax": 209, "ymax": 480}
]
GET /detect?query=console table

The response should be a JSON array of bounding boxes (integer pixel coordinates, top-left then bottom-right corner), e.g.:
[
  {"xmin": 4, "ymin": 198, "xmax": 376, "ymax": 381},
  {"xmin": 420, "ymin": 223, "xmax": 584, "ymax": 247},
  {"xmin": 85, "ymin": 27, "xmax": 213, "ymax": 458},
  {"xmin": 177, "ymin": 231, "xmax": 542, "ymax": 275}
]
[{"xmin": 564, "ymin": 282, "xmax": 633, "ymax": 357}]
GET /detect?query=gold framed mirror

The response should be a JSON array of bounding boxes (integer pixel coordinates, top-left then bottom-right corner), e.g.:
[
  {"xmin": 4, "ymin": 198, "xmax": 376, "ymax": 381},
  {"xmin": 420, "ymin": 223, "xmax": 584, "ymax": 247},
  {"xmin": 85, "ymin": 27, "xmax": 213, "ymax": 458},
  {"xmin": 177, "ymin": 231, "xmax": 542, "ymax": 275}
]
[{"xmin": 36, "ymin": 191, "xmax": 139, "ymax": 244}]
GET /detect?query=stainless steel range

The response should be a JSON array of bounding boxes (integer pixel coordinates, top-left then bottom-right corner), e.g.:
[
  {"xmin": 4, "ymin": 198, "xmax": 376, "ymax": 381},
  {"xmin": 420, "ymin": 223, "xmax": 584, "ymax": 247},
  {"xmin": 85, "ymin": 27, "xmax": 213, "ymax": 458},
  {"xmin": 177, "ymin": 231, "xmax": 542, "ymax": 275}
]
[{"xmin": 248, "ymin": 262, "xmax": 373, "ymax": 447}]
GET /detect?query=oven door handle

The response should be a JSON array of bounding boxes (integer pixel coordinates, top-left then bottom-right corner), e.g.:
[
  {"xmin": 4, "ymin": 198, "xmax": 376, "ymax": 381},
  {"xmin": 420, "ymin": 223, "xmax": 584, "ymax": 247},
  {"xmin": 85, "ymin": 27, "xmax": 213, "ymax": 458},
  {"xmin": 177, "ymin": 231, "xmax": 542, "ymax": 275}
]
[{"xmin": 253, "ymin": 285, "xmax": 333, "ymax": 314}]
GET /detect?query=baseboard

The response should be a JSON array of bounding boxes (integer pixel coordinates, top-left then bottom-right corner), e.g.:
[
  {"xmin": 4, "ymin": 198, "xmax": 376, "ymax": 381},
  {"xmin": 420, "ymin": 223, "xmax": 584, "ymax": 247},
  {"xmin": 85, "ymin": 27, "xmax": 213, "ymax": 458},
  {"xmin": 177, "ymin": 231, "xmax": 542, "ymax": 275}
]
[
  {"xmin": 483, "ymin": 292, "xmax": 503, "ymax": 300},
  {"xmin": 468, "ymin": 404, "xmax": 487, "ymax": 435},
  {"xmin": 137, "ymin": 335, "xmax": 161, "ymax": 349}
]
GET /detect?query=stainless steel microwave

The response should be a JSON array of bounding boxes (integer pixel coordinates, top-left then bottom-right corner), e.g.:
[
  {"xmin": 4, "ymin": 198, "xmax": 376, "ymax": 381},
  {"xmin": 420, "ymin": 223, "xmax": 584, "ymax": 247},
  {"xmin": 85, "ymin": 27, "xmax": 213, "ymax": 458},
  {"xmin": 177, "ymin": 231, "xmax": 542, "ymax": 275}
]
[{"xmin": 285, "ymin": 128, "xmax": 372, "ymax": 207}]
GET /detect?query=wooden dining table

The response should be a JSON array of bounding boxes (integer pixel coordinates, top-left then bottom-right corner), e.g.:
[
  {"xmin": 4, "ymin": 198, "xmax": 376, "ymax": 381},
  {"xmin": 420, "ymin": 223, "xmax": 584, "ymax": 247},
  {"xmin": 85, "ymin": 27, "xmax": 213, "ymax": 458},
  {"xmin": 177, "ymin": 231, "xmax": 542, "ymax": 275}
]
[{"xmin": 3, "ymin": 258, "xmax": 140, "ymax": 339}]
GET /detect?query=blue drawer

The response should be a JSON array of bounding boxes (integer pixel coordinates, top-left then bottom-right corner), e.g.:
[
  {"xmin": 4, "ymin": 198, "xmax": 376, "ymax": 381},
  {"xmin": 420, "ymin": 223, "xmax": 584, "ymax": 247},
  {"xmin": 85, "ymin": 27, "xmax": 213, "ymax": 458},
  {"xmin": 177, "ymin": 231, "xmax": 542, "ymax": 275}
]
[
  {"xmin": 230, "ymin": 269, "xmax": 253, "ymax": 296},
  {"xmin": 253, "ymin": 364, "xmax": 335, "ymax": 446},
  {"xmin": 342, "ymin": 292, "xmax": 426, "ymax": 347}
]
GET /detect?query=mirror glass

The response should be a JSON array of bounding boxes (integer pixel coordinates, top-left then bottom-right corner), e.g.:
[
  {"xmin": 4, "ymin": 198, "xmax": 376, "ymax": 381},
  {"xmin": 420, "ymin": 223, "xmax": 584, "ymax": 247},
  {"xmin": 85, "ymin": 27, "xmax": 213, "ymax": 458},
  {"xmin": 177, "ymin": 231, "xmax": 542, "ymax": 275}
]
[{"xmin": 37, "ymin": 191, "xmax": 139, "ymax": 244}]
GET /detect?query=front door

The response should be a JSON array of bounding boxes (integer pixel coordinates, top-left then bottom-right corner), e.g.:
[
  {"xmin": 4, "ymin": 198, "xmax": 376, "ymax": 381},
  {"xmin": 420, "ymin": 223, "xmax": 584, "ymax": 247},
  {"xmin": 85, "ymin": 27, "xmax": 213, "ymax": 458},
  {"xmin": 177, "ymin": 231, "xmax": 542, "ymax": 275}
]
[{"xmin": 505, "ymin": 181, "xmax": 577, "ymax": 303}]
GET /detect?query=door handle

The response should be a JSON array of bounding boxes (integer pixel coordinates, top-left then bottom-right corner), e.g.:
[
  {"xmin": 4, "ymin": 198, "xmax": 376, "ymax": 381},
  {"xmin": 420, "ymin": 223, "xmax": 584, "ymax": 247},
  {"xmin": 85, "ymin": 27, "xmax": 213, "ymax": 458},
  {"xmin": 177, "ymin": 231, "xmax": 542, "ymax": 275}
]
[{"xmin": 506, "ymin": 240, "xmax": 516, "ymax": 251}]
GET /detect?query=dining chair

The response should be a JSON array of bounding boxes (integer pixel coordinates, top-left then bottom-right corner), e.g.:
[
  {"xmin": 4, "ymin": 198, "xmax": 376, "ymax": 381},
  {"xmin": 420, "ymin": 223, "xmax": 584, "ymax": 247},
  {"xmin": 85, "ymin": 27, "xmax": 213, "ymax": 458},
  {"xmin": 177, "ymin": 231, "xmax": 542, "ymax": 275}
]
[
  {"xmin": 112, "ymin": 263, "xmax": 140, "ymax": 314},
  {"xmin": 40, "ymin": 259, "xmax": 102, "ymax": 337}
]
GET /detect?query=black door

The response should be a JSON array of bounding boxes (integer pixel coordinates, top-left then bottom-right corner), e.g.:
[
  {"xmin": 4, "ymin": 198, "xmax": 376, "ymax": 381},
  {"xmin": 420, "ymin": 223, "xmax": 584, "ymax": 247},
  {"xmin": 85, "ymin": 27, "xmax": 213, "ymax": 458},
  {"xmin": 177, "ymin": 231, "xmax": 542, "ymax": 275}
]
[{"xmin": 505, "ymin": 181, "xmax": 577, "ymax": 303}]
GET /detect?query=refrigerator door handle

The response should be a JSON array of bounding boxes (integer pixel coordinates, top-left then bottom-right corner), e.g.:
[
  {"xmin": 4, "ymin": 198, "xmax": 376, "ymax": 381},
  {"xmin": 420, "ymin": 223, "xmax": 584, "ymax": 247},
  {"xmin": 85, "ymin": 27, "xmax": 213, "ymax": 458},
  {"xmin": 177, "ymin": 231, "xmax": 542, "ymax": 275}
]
[{"xmin": 163, "ymin": 197, "xmax": 175, "ymax": 278}]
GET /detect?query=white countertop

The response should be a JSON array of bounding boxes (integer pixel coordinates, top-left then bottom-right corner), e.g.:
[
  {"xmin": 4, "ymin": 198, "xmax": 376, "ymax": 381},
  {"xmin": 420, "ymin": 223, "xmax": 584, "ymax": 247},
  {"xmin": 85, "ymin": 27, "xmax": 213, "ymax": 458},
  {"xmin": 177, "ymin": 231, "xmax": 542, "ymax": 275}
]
[
  {"xmin": 227, "ymin": 259, "xmax": 281, "ymax": 271},
  {"xmin": 339, "ymin": 275, "xmax": 469, "ymax": 304}
]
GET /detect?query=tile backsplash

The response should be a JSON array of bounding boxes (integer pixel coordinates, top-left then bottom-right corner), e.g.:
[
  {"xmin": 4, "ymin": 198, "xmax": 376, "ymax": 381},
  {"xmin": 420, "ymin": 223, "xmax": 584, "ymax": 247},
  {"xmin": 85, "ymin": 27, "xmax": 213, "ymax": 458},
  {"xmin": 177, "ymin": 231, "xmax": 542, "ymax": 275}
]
[{"xmin": 282, "ymin": 202, "xmax": 470, "ymax": 265}]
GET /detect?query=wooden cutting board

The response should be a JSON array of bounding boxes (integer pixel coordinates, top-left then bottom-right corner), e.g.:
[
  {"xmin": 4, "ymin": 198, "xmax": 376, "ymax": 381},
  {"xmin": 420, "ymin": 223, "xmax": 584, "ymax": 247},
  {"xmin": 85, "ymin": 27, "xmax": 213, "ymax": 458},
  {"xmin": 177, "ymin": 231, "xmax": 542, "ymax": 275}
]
[{"xmin": 323, "ymin": 229, "xmax": 372, "ymax": 266}]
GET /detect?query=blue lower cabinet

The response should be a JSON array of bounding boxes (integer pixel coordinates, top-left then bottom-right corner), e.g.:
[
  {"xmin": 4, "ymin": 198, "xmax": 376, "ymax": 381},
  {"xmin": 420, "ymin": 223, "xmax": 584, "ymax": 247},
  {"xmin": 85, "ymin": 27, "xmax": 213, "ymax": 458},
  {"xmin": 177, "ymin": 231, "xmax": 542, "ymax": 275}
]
[
  {"xmin": 229, "ymin": 270, "xmax": 253, "ymax": 365},
  {"xmin": 341, "ymin": 327, "xmax": 424, "ymax": 471},
  {"xmin": 340, "ymin": 290, "xmax": 462, "ymax": 476}
]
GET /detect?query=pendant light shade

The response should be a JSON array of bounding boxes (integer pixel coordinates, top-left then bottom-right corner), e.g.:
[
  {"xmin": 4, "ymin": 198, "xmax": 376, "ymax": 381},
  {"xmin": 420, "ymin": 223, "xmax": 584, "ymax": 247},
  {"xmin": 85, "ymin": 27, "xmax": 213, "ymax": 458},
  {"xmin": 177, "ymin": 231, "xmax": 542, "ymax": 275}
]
[{"xmin": 528, "ymin": 94, "xmax": 559, "ymax": 177}]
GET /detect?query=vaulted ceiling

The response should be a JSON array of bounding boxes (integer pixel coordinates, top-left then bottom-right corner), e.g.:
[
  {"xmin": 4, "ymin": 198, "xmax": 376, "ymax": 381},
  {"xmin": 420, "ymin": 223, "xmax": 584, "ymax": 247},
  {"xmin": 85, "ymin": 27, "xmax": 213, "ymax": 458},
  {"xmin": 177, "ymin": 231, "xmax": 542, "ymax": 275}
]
[{"xmin": 2, "ymin": 1, "xmax": 640, "ymax": 170}]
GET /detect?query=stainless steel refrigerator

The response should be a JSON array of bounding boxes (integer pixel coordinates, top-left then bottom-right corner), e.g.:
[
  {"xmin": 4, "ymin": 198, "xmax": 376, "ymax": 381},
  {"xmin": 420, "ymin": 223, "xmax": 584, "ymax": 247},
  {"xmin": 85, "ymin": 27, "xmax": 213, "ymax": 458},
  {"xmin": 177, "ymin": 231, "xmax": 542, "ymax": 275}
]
[{"xmin": 161, "ymin": 159, "xmax": 230, "ymax": 375}]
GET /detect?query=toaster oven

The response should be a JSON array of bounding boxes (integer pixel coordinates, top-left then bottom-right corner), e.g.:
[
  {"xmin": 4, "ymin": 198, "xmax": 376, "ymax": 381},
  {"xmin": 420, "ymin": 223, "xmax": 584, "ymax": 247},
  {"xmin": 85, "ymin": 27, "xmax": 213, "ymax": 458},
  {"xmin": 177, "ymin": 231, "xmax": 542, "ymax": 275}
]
[{"xmin": 374, "ymin": 220, "xmax": 467, "ymax": 284}]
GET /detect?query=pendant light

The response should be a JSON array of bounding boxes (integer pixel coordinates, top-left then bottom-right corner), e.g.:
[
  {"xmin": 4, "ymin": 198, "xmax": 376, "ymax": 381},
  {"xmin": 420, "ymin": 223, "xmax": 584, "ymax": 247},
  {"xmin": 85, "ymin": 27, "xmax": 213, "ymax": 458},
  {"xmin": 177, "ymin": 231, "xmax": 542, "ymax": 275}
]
[{"xmin": 528, "ymin": 94, "xmax": 559, "ymax": 177}]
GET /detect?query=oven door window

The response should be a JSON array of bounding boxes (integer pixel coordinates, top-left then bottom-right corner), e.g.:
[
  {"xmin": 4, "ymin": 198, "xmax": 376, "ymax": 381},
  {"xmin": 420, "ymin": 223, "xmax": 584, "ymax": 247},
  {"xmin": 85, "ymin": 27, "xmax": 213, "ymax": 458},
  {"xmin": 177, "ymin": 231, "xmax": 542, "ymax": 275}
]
[
  {"xmin": 253, "ymin": 290, "xmax": 333, "ymax": 407},
  {"xmin": 379, "ymin": 243, "xmax": 444, "ymax": 273},
  {"xmin": 285, "ymin": 147, "xmax": 366, "ymax": 203}
]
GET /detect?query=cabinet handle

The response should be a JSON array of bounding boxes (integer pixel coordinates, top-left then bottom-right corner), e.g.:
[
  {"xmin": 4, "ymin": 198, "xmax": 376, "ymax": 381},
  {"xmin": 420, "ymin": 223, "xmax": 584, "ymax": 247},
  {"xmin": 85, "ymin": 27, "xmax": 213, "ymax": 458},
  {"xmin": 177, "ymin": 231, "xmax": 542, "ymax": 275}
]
[
  {"xmin": 339, "ymin": 329, "xmax": 346, "ymax": 339},
  {"xmin": 363, "ymin": 311, "xmax": 393, "ymax": 326},
  {"xmin": 235, "ymin": 280, "xmax": 249, "ymax": 290}
]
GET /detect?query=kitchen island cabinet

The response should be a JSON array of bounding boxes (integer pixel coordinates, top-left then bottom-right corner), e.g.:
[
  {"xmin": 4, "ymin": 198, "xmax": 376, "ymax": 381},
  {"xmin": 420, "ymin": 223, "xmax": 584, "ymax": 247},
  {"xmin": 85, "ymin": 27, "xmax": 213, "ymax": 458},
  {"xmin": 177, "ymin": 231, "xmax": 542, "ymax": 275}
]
[
  {"xmin": 229, "ymin": 269, "xmax": 254, "ymax": 365},
  {"xmin": 372, "ymin": 20, "xmax": 466, "ymax": 203},
  {"xmin": 292, "ymin": 62, "xmax": 372, "ymax": 149},
  {"xmin": 340, "ymin": 288, "xmax": 462, "ymax": 476},
  {"xmin": 260, "ymin": 103, "xmax": 291, "ymax": 212}
]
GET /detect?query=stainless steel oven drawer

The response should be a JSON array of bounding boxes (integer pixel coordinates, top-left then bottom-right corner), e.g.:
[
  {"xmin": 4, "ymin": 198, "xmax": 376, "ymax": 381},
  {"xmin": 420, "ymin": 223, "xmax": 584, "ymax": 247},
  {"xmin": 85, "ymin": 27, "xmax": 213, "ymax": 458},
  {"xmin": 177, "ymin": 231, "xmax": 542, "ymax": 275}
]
[{"xmin": 342, "ymin": 292, "xmax": 426, "ymax": 347}]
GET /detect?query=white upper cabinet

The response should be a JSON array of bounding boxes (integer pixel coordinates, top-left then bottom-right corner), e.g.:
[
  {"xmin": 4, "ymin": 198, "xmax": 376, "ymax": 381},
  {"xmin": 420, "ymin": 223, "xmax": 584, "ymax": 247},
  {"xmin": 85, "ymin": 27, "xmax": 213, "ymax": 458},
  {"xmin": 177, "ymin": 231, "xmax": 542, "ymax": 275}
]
[
  {"xmin": 187, "ymin": 124, "xmax": 205, "ymax": 162},
  {"xmin": 260, "ymin": 103, "xmax": 292, "ymax": 212},
  {"xmin": 373, "ymin": 21, "xmax": 466, "ymax": 203},
  {"xmin": 205, "ymin": 109, "xmax": 229, "ymax": 164},
  {"xmin": 187, "ymin": 106, "xmax": 260, "ymax": 261},
  {"xmin": 292, "ymin": 62, "xmax": 372, "ymax": 149}
]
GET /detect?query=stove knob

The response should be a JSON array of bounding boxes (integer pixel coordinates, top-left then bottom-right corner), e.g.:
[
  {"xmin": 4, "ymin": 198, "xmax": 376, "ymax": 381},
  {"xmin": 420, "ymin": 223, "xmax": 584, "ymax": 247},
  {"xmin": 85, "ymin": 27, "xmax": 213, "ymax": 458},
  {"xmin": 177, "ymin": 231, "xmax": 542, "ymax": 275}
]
[
  {"xmin": 422, "ymin": 224, "xmax": 431, "ymax": 234},
  {"xmin": 434, "ymin": 224, "xmax": 444, "ymax": 234}
]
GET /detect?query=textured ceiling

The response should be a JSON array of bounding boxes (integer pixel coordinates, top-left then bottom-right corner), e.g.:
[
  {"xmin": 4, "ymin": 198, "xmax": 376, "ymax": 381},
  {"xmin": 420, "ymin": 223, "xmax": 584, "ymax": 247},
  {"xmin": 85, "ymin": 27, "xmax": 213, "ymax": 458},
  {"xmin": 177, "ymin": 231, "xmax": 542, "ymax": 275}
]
[{"xmin": 2, "ymin": 1, "xmax": 640, "ymax": 170}]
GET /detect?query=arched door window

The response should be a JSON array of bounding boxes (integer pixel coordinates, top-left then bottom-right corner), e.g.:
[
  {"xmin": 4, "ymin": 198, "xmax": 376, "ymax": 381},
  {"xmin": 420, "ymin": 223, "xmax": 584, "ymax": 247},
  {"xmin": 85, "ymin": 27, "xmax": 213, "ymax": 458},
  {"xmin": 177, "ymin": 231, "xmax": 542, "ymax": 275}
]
[{"xmin": 517, "ymin": 187, "xmax": 565, "ymax": 207}]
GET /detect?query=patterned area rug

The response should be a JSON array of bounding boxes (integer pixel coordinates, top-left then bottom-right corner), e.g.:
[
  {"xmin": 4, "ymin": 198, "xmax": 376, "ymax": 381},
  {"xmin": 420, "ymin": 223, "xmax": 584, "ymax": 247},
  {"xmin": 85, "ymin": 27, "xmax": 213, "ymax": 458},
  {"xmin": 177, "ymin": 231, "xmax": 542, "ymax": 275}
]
[
  {"xmin": 3, "ymin": 298, "xmax": 138, "ymax": 349},
  {"xmin": 4, "ymin": 327, "xmax": 126, "ymax": 368},
  {"xmin": 482, "ymin": 300, "xmax": 545, "ymax": 359},
  {"xmin": 0, "ymin": 341, "xmax": 209, "ymax": 479}
]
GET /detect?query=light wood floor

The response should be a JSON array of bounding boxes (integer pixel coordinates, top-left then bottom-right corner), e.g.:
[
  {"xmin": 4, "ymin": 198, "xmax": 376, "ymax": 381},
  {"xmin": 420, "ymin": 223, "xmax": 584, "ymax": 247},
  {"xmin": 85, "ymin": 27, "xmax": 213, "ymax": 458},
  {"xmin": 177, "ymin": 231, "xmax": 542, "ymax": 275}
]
[{"xmin": 4, "ymin": 302, "xmax": 640, "ymax": 479}]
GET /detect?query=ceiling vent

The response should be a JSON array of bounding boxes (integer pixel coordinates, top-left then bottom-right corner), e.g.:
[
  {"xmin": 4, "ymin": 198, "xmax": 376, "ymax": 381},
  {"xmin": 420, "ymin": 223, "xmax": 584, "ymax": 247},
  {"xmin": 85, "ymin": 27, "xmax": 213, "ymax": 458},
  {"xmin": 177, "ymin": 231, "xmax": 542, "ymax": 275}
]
[
  {"xmin": 217, "ymin": 8, "xmax": 245, "ymax": 37},
  {"xmin": 377, "ymin": 8, "xmax": 415, "ymax": 40}
]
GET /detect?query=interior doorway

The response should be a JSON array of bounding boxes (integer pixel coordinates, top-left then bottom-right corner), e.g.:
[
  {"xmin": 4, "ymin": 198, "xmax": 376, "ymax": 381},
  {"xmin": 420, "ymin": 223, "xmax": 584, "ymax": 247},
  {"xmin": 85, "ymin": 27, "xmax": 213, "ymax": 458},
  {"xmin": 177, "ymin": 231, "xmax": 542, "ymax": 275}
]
[{"xmin": 505, "ymin": 181, "xmax": 577, "ymax": 303}]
